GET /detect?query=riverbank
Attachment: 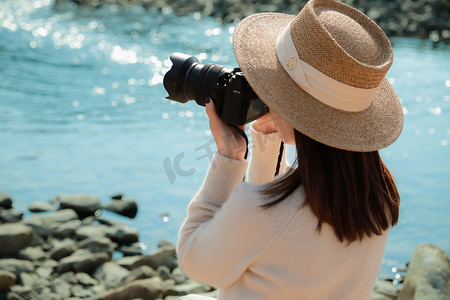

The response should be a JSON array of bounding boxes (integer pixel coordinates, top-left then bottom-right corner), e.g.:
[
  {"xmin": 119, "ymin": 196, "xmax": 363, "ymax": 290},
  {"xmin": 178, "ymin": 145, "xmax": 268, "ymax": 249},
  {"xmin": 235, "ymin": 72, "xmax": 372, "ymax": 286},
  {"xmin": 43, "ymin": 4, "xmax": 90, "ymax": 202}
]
[
  {"xmin": 1, "ymin": 192, "xmax": 449, "ymax": 299},
  {"xmin": 55, "ymin": 0, "xmax": 450, "ymax": 43}
]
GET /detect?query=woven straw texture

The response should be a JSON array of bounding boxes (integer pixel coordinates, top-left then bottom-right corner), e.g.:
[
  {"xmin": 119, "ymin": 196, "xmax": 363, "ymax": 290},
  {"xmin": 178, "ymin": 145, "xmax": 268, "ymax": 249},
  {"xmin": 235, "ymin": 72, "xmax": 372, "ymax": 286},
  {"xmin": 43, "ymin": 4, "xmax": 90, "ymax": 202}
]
[{"xmin": 233, "ymin": 0, "xmax": 403, "ymax": 151}]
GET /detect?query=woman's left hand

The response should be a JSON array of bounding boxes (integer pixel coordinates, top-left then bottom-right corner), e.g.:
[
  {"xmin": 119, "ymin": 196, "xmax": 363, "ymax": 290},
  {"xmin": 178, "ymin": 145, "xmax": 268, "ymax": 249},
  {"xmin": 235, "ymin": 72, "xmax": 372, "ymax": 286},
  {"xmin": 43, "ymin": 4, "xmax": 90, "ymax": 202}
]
[{"xmin": 205, "ymin": 98, "xmax": 247, "ymax": 161}]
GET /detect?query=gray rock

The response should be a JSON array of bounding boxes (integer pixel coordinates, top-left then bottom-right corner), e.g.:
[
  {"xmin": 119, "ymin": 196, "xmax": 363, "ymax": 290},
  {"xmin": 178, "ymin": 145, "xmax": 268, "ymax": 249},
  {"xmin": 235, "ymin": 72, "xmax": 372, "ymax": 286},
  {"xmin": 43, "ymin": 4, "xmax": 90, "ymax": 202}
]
[
  {"xmin": 28, "ymin": 201, "xmax": 55, "ymax": 213},
  {"xmin": 49, "ymin": 239, "xmax": 78, "ymax": 261},
  {"xmin": 6, "ymin": 291, "xmax": 24, "ymax": 300},
  {"xmin": 75, "ymin": 272, "xmax": 98, "ymax": 287},
  {"xmin": 118, "ymin": 242, "xmax": 142, "ymax": 256},
  {"xmin": 53, "ymin": 194, "xmax": 101, "ymax": 218},
  {"xmin": 78, "ymin": 236, "xmax": 116, "ymax": 256},
  {"xmin": 35, "ymin": 292, "xmax": 62, "ymax": 300},
  {"xmin": 24, "ymin": 209, "xmax": 79, "ymax": 227},
  {"xmin": 71, "ymin": 284, "xmax": 95, "ymax": 298},
  {"xmin": 0, "ymin": 223, "xmax": 33, "ymax": 255},
  {"xmin": 0, "ymin": 209, "xmax": 24, "ymax": 223},
  {"xmin": 158, "ymin": 239, "xmax": 175, "ymax": 248},
  {"xmin": 93, "ymin": 261, "xmax": 130, "ymax": 289},
  {"xmin": 106, "ymin": 225, "xmax": 139, "ymax": 245},
  {"xmin": 50, "ymin": 277, "xmax": 72, "ymax": 298},
  {"xmin": 398, "ymin": 243, "xmax": 450, "ymax": 300},
  {"xmin": 58, "ymin": 271, "xmax": 78, "ymax": 285},
  {"xmin": 100, "ymin": 277, "xmax": 164, "ymax": 300},
  {"xmin": 157, "ymin": 265, "xmax": 171, "ymax": 280},
  {"xmin": 164, "ymin": 279, "xmax": 212, "ymax": 297},
  {"xmin": 118, "ymin": 265, "xmax": 159, "ymax": 287},
  {"xmin": 171, "ymin": 267, "xmax": 188, "ymax": 285},
  {"xmin": 372, "ymin": 280, "xmax": 400, "ymax": 300},
  {"xmin": 9, "ymin": 284, "xmax": 35, "ymax": 299},
  {"xmin": 54, "ymin": 220, "xmax": 80, "ymax": 239},
  {"xmin": 0, "ymin": 192, "xmax": 12, "ymax": 209},
  {"xmin": 25, "ymin": 222, "xmax": 54, "ymax": 239},
  {"xmin": 103, "ymin": 199, "xmax": 138, "ymax": 218},
  {"xmin": 76, "ymin": 224, "xmax": 112, "ymax": 240},
  {"xmin": 0, "ymin": 270, "xmax": 16, "ymax": 292},
  {"xmin": 131, "ymin": 245, "xmax": 177, "ymax": 271},
  {"xmin": 17, "ymin": 246, "xmax": 48, "ymax": 261},
  {"xmin": 116, "ymin": 255, "xmax": 142, "ymax": 270},
  {"xmin": 19, "ymin": 272, "xmax": 50, "ymax": 290},
  {"xmin": 58, "ymin": 249, "xmax": 109, "ymax": 273}
]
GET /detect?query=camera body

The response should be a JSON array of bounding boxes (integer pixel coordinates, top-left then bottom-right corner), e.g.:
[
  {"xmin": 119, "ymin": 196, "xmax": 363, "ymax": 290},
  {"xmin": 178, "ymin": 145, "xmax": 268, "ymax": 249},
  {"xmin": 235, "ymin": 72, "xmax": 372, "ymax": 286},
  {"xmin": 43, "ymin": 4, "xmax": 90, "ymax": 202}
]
[{"xmin": 163, "ymin": 53, "xmax": 267, "ymax": 126}]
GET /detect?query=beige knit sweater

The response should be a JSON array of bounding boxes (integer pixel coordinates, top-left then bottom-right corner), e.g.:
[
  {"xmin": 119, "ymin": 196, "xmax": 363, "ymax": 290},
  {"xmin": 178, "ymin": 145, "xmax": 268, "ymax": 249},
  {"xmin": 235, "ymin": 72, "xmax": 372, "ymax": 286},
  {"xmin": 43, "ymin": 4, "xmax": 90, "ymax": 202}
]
[{"xmin": 178, "ymin": 126, "xmax": 388, "ymax": 300}]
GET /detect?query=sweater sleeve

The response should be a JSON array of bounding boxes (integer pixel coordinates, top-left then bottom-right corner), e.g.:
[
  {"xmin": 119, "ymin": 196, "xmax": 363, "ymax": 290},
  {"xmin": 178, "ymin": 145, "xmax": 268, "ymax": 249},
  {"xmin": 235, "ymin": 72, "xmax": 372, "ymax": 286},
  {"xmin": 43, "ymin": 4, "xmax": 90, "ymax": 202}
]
[
  {"xmin": 177, "ymin": 153, "xmax": 292, "ymax": 288},
  {"xmin": 247, "ymin": 124, "xmax": 287, "ymax": 184}
]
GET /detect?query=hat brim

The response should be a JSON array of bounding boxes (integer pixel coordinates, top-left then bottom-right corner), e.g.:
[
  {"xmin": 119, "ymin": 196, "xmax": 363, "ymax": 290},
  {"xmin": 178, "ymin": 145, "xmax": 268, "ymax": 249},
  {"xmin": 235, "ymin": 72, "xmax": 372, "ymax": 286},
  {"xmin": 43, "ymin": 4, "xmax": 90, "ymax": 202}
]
[{"xmin": 233, "ymin": 13, "xmax": 403, "ymax": 152}]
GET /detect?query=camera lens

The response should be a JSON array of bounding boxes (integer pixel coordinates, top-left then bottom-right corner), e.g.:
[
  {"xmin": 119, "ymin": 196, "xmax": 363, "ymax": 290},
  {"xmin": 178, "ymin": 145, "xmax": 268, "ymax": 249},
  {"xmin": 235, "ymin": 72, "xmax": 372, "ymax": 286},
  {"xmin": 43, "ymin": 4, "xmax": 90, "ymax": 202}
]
[{"xmin": 163, "ymin": 53, "xmax": 229, "ymax": 106}]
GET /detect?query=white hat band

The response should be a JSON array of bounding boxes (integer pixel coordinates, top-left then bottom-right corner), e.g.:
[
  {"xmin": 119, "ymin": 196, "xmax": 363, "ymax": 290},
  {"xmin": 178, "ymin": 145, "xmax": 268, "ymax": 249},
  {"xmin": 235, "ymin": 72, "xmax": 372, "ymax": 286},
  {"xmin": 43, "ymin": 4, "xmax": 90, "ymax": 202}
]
[{"xmin": 275, "ymin": 22, "xmax": 378, "ymax": 112}]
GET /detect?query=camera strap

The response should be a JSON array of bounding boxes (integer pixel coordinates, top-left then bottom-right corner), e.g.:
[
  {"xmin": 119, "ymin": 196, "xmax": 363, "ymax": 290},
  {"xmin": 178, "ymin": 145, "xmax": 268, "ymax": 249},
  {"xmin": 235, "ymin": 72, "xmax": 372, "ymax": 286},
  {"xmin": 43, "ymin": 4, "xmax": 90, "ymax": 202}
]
[
  {"xmin": 229, "ymin": 125, "xmax": 249, "ymax": 160},
  {"xmin": 230, "ymin": 125, "xmax": 284, "ymax": 180},
  {"xmin": 274, "ymin": 141, "xmax": 284, "ymax": 177}
]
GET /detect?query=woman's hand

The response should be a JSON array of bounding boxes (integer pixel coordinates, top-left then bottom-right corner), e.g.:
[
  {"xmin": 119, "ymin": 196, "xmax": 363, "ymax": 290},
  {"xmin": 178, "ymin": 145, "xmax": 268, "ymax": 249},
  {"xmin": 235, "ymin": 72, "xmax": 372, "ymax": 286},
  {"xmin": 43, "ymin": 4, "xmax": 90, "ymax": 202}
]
[
  {"xmin": 252, "ymin": 111, "xmax": 277, "ymax": 134},
  {"xmin": 205, "ymin": 98, "xmax": 247, "ymax": 161}
]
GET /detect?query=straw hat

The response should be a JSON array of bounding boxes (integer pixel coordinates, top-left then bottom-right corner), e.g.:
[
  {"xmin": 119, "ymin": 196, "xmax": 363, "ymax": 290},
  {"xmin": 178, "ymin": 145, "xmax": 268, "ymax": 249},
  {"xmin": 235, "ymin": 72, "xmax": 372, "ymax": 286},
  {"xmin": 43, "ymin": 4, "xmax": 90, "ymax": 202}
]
[{"xmin": 233, "ymin": 0, "xmax": 403, "ymax": 151}]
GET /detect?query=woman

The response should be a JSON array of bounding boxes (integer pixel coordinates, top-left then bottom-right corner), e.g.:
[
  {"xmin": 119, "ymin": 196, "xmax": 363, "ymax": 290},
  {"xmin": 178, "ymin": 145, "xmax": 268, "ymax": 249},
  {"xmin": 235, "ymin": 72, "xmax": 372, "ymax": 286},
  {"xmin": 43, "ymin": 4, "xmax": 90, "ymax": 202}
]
[{"xmin": 177, "ymin": 0, "xmax": 403, "ymax": 299}]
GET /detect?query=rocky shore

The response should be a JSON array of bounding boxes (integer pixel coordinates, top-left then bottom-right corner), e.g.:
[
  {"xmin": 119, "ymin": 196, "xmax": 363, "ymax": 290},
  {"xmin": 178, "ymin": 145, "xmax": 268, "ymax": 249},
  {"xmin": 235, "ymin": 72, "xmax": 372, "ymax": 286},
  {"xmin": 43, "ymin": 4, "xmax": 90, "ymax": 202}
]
[
  {"xmin": 55, "ymin": 0, "xmax": 450, "ymax": 43},
  {"xmin": 1, "ymin": 191, "xmax": 449, "ymax": 300}
]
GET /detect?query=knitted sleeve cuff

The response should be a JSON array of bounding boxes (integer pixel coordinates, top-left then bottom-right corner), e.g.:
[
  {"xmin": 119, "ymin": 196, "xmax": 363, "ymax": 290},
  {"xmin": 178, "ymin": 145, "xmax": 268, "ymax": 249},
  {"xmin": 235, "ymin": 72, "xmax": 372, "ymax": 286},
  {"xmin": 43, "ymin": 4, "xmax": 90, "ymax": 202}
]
[{"xmin": 248, "ymin": 124, "xmax": 286, "ymax": 183}]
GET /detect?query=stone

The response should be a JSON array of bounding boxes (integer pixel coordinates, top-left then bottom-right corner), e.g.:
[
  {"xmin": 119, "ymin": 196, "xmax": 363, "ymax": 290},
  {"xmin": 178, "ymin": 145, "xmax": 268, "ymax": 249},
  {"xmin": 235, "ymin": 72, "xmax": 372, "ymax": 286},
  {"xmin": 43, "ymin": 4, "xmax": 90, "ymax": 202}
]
[
  {"xmin": 25, "ymin": 222, "xmax": 54, "ymax": 239},
  {"xmin": 118, "ymin": 242, "xmax": 142, "ymax": 256},
  {"xmin": 0, "ymin": 209, "xmax": 24, "ymax": 223},
  {"xmin": 106, "ymin": 225, "xmax": 139, "ymax": 245},
  {"xmin": 93, "ymin": 261, "xmax": 130, "ymax": 289},
  {"xmin": 54, "ymin": 220, "xmax": 80, "ymax": 239},
  {"xmin": 118, "ymin": 265, "xmax": 159, "ymax": 287},
  {"xmin": 100, "ymin": 277, "xmax": 164, "ymax": 300},
  {"xmin": 372, "ymin": 279, "xmax": 400, "ymax": 300},
  {"xmin": 50, "ymin": 277, "xmax": 72, "ymax": 298},
  {"xmin": 49, "ymin": 239, "xmax": 78, "ymax": 261},
  {"xmin": 164, "ymin": 279, "xmax": 211, "ymax": 297},
  {"xmin": 28, "ymin": 201, "xmax": 55, "ymax": 213},
  {"xmin": 17, "ymin": 246, "xmax": 48, "ymax": 261},
  {"xmin": 0, "ymin": 270, "xmax": 16, "ymax": 292},
  {"xmin": 57, "ymin": 249, "xmax": 109, "ymax": 273},
  {"xmin": 24, "ymin": 209, "xmax": 78, "ymax": 227},
  {"xmin": 131, "ymin": 246, "xmax": 177, "ymax": 271},
  {"xmin": 157, "ymin": 265, "xmax": 171, "ymax": 280},
  {"xmin": 103, "ymin": 199, "xmax": 138, "ymax": 218},
  {"xmin": 0, "ymin": 223, "xmax": 33, "ymax": 256},
  {"xmin": 71, "ymin": 284, "xmax": 95, "ymax": 298},
  {"xmin": 76, "ymin": 224, "xmax": 112, "ymax": 240},
  {"xmin": 75, "ymin": 272, "xmax": 98, "ymax": 287},
  {"xmin": 53, "ymin": 194, "xmax": 101, "ymax": 218},
  {"xmin": 111, "ymin": 193, "xmax": 124, "ymax": 200},
  {"xmin": 6, "ymin": 292, "xmax": 24, "ymax": 300},
  {"xmin": 116, "ymin": 255, "xmax": 142, "ymax": 270},
  {"xmin": 9, "ymin": 285, "xmax": 35, "ymax": 300},
  {"xmin": 0, "ymin": 259, "xmax": 34, "ymax": 277},
  {"xmin": 171, "ymin": 267, "xmax": 188, "ymax": 284},
  {"xmin": 158, "ymin": 239, "xmax": 175, "ymax": 248},
  {"xmin": 78, "ymin": 236, "xmax": 116, "ymax": 256},
  {"xmin": 0, "ymin": 193, "xmax": 12, "ymax": 209},
  {"xmin": 398, "ymin": 243, "xmax": 450, "ymax": 300},
  {"xmin": 58, "ymin": 271, "xmax": 78, "ymax": 285}
]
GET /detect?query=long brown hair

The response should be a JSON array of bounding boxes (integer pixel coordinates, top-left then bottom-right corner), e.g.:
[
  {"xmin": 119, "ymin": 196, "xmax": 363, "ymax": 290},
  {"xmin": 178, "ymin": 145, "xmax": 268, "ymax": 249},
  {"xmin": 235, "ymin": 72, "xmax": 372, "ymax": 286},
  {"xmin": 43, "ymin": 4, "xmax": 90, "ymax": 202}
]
[{"xmin": 261, "ymin": 130, "xmax": 400, "ymax": 243}]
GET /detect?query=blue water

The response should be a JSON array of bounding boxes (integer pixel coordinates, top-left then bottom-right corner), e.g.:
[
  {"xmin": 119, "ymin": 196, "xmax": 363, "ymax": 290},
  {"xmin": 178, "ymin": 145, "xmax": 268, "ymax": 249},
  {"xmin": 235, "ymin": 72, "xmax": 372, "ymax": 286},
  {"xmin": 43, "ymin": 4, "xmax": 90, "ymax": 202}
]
[{"xmin": 1, "ymin": 0, "xmax": 449, "ymax": 280}]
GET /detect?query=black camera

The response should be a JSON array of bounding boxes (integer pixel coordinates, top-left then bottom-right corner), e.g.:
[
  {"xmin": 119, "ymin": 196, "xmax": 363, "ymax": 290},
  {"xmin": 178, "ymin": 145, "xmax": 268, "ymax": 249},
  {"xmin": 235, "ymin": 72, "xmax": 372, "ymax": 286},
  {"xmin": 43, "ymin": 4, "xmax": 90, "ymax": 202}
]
[{"xmin": 163, "ymin": 53, "xmax": 268, "ymax": 126}]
